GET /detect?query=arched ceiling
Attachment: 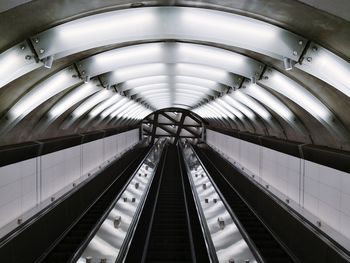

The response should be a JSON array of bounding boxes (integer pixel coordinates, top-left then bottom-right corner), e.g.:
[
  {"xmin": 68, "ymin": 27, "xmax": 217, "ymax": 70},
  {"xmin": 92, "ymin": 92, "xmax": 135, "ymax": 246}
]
[{"xmin": 0, "ymin": 0, "xmax": 349, "ymax": 149}]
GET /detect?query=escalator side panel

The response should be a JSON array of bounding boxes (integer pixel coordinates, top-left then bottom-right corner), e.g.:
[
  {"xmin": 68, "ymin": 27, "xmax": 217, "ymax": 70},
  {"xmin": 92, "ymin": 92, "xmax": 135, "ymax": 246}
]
[
  {"xmin": 178, "ymin": 148, "xmax": 210, "ymax": 263},
  {"xmin": 198, "ymin": 146, "xmax": 350, "ymax": 263},
  {"xmin": 0, "ymin": 147, "xmax": 147, "ymax": 263}
]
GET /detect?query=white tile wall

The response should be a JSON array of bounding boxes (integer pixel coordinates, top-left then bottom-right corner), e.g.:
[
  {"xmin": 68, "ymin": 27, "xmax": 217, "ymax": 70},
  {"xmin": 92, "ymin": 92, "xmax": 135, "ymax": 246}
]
[
  {"xmin": 0, "ymin": 158, "xmax": 37, "ymax": 227},
  {"xmin": 0, "ymin": 129, "xmax": 139, "ymax": 231},
  {"xmin": 207, "ymin": 129, "xmax": 350, "ymax": 241}
]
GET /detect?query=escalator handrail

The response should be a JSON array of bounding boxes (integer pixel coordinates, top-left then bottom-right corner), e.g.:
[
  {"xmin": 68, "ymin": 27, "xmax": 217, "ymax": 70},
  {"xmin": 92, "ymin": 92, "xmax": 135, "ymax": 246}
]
[
  {"xmin": 188, "ymin": 143, "xmax": 265, "ymax": 263},
  {"xmin": 204, "ymin": 145, "xmax": 350, "ymax": 262},
  {"xmin": 0, "ymin": 145, "xmax": 142, "ymax": 250},
  {"xmin": 67, "ymin": 144, "xmax": 157, "ymax": 262},
  {"xmin": 37, "ymin": 146, "xmax": 148, "ymax": 262},
  {"xmin": 179, "ymin": 143, "xmax": 219, "ymax": 263},
  {"xmin": 177, "ymin": 144, "xmax": 198, "ymax": 263},
  {"xmin": 137, "ymin": 145, "xmax": 169, "ymax": 263},
  {"xmin": 115, "ymin": 141, "xmax": 167, "ymax": 263}
]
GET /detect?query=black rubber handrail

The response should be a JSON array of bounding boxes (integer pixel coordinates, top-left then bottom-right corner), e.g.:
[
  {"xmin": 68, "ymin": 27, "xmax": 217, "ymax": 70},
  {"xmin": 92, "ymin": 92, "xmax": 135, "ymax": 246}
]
[{"xmin": 177, "ymin": 144, "xmax": 197, "ymax": 263}]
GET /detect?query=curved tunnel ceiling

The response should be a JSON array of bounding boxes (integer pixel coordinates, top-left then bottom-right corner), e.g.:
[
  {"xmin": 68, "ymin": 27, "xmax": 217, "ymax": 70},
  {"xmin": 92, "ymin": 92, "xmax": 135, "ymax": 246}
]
[{"xmin": 0, "ymin": 1, "xmax": 349, "ymax": 149}]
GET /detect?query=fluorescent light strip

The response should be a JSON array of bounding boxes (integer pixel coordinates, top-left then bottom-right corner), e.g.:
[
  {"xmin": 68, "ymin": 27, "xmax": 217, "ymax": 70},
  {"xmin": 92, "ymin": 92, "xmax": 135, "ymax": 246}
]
[
  {"xmin": 242, "ymin": 83, "xmax": 293, "ymax": 120},
  {"xmin": 216, "ymin": 98, "xmax": 245, "ymax": 119},
  {"xmin": 128, "ymin": 83, "xmax": 213, "ymax": 96},
  {"xmin": 100, "ymin": 97, "xmax": 128, "ymax": 119},
  {"xmin": 104, "ymin": 63, "xmax": 238, "ymax": 88},
  {"xmin": 72, "ymin": 89, "xmax": 111, "ymax": 118},
  {"xmin": 221, "ymin": 95, "xmax": 255, "ymax": 119},
  {"xmin": 78, "ymin": 42, "xmax": 263, "ymax": 79},
  {"xmin": 296, "ymin": 43, "xmax": 350, "ymax": 98},
  {"xmin": 0, "ymin": 41, "xmax": 43, "ymax": 89},
  {"xmin": 231, "ymin": 91, "xmax": 271, "ymax": 120},
  {"xmin": 260, "ymin": 69, "xmax": 331, "ymax": 121},
  {"xmin": 88, "ymin": 94, "xmax": 121, "ymax": 118},
  {"xmin": 110, "ymin": 101, "xmax": 135, "ymax": 118},
  {"xmin": 116, "ymin": 103, "xmax": 140, "ymax": 119},
  {"xmin": 31, "ymin": 7, "xmax": 305, "ymax": 61},
  {"xmin": 49, "ymin": 82, "xmax": 99, "ymax": 118},
  {"xmin": 9, "ymin": 67, "xmax": 80, "ymax": 120}
]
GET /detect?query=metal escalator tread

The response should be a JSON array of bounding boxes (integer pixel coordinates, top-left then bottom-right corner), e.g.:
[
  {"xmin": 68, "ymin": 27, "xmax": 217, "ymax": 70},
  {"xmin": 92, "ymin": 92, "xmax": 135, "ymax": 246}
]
[
  {"xmin": 40, "ymin": 150, "xmax": 147, "ymax": 263},
  {"xmin": 195, "ymin": 147, "xmax": 295, "ymax": 263},
  {"xmin": 145, "ymin": 146, "xmax": 192, "ymax": 263}
]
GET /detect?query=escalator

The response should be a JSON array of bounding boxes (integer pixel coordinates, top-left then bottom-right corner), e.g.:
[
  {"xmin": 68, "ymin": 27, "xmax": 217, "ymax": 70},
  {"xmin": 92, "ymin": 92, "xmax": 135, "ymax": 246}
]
[
  {"xmin": 39, "ymin": 148, "xmax": 149, "ymax": 263},
  {"xmin": 125, "ymin": 145, "xmax": 210, "ymax": 263},
  {"xmin": 195, "ymin": 146, "xmax": 296, "ymax": 263}
]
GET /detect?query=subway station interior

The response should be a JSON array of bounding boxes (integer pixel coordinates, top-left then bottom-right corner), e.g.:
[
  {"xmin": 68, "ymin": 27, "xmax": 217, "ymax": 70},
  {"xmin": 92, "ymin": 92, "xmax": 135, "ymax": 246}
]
[{"xmin": 0, "ymin": 1, "xmax": 350, "ymax": 262}]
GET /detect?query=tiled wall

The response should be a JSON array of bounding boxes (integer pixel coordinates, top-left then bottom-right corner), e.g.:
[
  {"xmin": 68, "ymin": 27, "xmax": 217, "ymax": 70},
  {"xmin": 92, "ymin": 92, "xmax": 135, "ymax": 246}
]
[
  {"xmin": 0, "ymin": 129, "xmax": 139, "ymax": 230},
  {"xmin": 207, "ymin": 129, "xmax": 350, "ymax": 241}
]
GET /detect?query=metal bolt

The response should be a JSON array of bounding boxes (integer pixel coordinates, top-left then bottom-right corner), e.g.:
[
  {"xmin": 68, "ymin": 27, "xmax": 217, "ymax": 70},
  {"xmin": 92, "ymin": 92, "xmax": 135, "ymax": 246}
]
[
  {"xmin": 135, "ymin": 182, "xmax": 139, "ymax": 189},
  {"xmin": 245, "ymin": 260, "xmax": 250, "ymax": 263},
  {"xmin": 132, "ymin": 197, "xmax": 136, "ymax": 202},
  {"xmin": 17, "ymin": 218, "xmax": 22, "ymax": 225},
  {"xmin": 265, "ymin": 184, "xmax": 269, "ymax": 189},
  {"xmin": 88, "ymin": 173, "xmax": 91, "ymax": 177},
  {"xmin": 20, "ymin": 45, "xmax": 25, "ymax": 50},
  {"xmin": 25, "ymin": 55, "xmax": 32, "ymax": 60},
  {"xmin": 317, "ymin": 220, "xmax": 322, "ymax": 227},
  {"xmin": 86, "ymin": 256, "xmax": 92, "ymax": 263},
  {"xmin": 138, "ymin": 173, "xmax": 141, "ymax": 177},
  {"xmin": 100, "ymin": 258, "xmax": 107, "ymax": 263},
  {"xmin": 201, "ymin": 174, "xmax": 204, "ymax": 178},
  {"xmin": 264, "ymin": 76, "xmax": 269, "ymax": 80},
  {"xmin": 205, "ymin": 198, "xmax": 209, "ymax": 203},
  {"xmin": 229, "ymin": 259, "xmax": 235, "ymax": 263},
  {"xmin": 218, "ymin": 217, "xmax": 225, "ymax": 230},
  {"xmin": 202, "ymin": 183, "xmax": 207, "ymax": 190},
  {"xmin": 286, "ymin": 198, "xmax": 290, "ymax": 204},
  {"xmin": 81, "ymin": 71, "xmax": 86, "ymax": 75},
  {"xmin": 213, "ymin": 198, "xmax": 217, "ymax": 203},
  {"xmin": 195, "ymin": 174, "xmax": 198, "ymax": 177},
  {"xmin": 293, "ymin": 51, "xmax": 298, "ymax": 56},
  {"xmin": 51, "ymin": 197, "xmax": 55, "ymax": 202},
  {"xmin": 306, "ymin": 57, "xmax": 312, "ymax": 62},
  {"xmin": 123, "ymin": 197, "xmax": 127, "ymax": 202},
  {"xmin": 114, "ymin": 216, "xmax": 121, "ymax": 228},
  {"xmin": 252, "ymin": 174, "xmax": 255, "ymax": 178},
  {"xmin": 73, "ymin": 183, "xmax": 76, "ymax": 187},
  {"xmin": 242, "ymin": 167, "xmax": 245, "ymax": 171},
  {"xmin": 39, "ymin": 49, "xmax": 45, "ymax": 54},
  {"xmin": 312, "ymin": 46, "xmax": 318, "ymax": 52}
]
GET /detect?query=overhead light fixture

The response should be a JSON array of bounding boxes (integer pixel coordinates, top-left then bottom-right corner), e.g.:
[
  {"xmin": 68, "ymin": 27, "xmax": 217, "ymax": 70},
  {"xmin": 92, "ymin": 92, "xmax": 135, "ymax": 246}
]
[
  {"xmin": 88, "ymin": 94, "xmax": 121, "ymax": 118},
  {"xmin": 8, "ymin": 67, "xmax": 80, "ymax": 120},
  {"xmin": 296, "ymin": 42, "xmax": 350, "ymax": 98},
  {"xmin": 72, "ymin": 90, "xmax": 111, "ymax": 118},
  {"xmin": 231, "ymin": 91, "xmax": 271, "ymax": 120},
  {"xmin": 30, "ymin": 7, "xmax": 305, "ymax": 61},
  {"xmin": 260, "ymin": 68, "xmax": 349, "ymax": 139},
  {"xmin": 49, "ymin": 82, "xmax": 98, "ymax": 118},
  {"xmin": 221, "ymin": 96, "xmax": 255, "ymax": 119},
  {"xmin": 0, "ymin": 41, "xmax": 42, "ymax": 89},
  {"xmin": 77, "ymin": 42, "xmax": 263, "ymax": 80}
]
